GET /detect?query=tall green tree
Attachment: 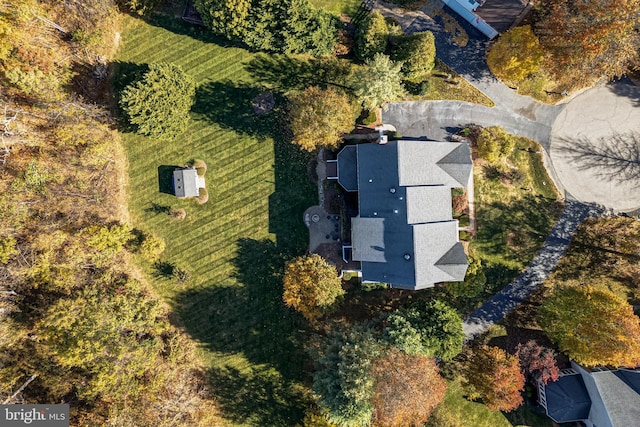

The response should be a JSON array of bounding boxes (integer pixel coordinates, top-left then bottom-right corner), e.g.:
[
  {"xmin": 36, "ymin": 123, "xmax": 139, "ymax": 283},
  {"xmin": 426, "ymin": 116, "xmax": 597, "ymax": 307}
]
[
  {"xmin": 313, "ymin": 327, "xmax": 381, "ymax": 427},
  {"xmin": 539, "ymin": 284, "xmax": 640, "ymax": 367},
  {"xmin": 288, "ymin": 86, "xmax": 359, "ymax": 152},
  {"xmin": 119, "ymin": 63, "xmax": 196, "ymax": 139},
  {"xmin": 392, "ymin": 31, "xmax": 436, "ymax": 82},
  {"xmin": 355, "ymin": 11, "xmax": 389, "ymax": 60},
  {"xmin": 352, "ymin": 53, "xmax": 405, "ymax": 111},
  {"xmin": 383, "ymin": 299, "xmax": 464, "ymax": 360}
]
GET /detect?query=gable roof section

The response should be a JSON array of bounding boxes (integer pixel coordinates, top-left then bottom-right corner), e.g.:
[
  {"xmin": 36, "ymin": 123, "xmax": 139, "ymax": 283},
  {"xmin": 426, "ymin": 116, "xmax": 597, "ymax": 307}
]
[
  {"xmin": 406, "ymin": 186, "xmax": 453, "ymax": 224},
  {"xmin": 337, "ymin": 145, "xmax": 358, "ymax": 191},
  {"xmin": 173, "ymin": 168, "xmax": 199, "ymax": 198},
  {"xmin": 544, "ymin": 374, "xmax": 592, "ymax": 423},
  {"xmin": 592, "ymin": 370, "xmax": 640, "ymax": 427},
  {"xmin": 397, "ymin": 140, "xmax": 472, "ymax": 188},
  {"xmin": 413, "ymin": 222, "xmax": 467, "ymax": 287},
  {"xmin": 435, "ymin": 242, "xmax": 468, "ymax": 280}
]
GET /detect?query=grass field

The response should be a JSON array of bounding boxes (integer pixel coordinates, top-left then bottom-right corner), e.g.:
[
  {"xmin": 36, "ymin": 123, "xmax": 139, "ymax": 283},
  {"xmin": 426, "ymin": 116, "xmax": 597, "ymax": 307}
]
[
  {"xmin": 470, "ymin": 135, "xmax": 563, "ymax": 305},
  {"xmin": 310, "ymin": 0, "xmax": 362, "ymax": 16},
  {"xmin": 115, "ymin": 8, "xmax": 317, "ymax": 426},
  {"xmin": 431, "ymin": 380, "xmax": 553, "ymax": 427}
]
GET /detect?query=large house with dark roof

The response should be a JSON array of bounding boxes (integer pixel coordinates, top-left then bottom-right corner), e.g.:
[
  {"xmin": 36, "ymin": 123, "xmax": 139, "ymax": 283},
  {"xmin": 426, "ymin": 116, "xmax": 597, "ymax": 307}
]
[
  {"xmin": 539, "ymin": 362, "xmax": 640, "ymax": 427},
  {"xmin": 335, "ymin": 139, "xmax": 472, "ymax": 290}
]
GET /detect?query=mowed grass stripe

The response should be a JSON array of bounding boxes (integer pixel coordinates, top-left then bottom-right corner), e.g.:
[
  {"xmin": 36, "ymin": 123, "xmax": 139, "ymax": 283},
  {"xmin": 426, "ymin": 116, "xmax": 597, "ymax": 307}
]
[
  {"xmin": 168, "ymin": 200, "xmax": 270, "ymax": 257},
  {"xmin": 118, "ymin": 12, "xmax": 313, "ymax": 425}
]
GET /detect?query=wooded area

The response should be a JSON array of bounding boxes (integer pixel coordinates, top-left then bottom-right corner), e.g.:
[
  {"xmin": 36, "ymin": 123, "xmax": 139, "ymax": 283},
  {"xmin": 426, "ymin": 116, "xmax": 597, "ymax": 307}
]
[{"xmin": 0, "ymin": 1, "xmax": 222, "ymax": 424}]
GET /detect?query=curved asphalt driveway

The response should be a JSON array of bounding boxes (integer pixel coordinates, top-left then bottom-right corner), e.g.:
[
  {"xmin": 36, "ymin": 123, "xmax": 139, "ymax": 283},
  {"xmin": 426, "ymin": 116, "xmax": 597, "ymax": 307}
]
[{"xmin": 379, "ymin": 0, "xmax": 639, "ymax": 339}]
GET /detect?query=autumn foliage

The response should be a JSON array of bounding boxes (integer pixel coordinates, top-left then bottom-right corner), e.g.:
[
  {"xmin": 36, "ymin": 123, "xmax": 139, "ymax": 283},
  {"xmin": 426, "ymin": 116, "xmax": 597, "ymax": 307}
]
[
  {"xmin": 535, "ymin": 0, "xmax": 640, "ymax": 84},
  {"xmin": 288, "ymin": 86, "xmax": 359, "ymax": 152},
  {"xmin": 283, "ymin": 254, "xmax": 344, "ymax": 320},
  {"xmin": 486, "ymin": 26, "xmax": 543, "ymax": 85},
  {"xmin": 539, "ymin": 285, "xmax": 640, "ymax": 367},
  {"xmin": 465, "ymin": 345, "xmax": 524, "ymax": 412},
  {"xmin": 371, "ymin": 348, "xmax": 447, "ymax": 427},
  {"xmin": 516, "ymin": 340, "xmax": 559, "ymax": 384}
]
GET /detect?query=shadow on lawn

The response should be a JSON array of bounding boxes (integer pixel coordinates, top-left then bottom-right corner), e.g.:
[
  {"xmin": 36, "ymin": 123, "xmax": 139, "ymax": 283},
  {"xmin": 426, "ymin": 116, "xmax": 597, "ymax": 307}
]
[
  {"xmin": 157, "ymin": 165, "xmax": 179, "ymax": 194},
  {"xmin": 245, "ymin": 53, "xmax": 354, "ymax": 93},
  {"xmin": 173, "ymin": 130, "xmax": 315, "ymax": 424},
  {"xmin": 173, "ymin": 238, "xmax": 309, "ymax": 425},
  {"xmin": 192, "ymin": 80, "xmax": 284, "ymax": 140}
]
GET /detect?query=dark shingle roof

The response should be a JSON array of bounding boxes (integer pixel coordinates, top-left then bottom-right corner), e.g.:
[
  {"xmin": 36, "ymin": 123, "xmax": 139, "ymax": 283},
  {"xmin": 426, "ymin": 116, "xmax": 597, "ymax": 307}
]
[
  {"xmin": 545, "ymin": 375, "xmax": 592, "ymax": 423},
  {"xmin": 339, "ymin": 140, "xmax": 471, "ymax": 289},
  {"xmin": 337, "ymin": 145, "xmax": 358, "ymax": 191}
]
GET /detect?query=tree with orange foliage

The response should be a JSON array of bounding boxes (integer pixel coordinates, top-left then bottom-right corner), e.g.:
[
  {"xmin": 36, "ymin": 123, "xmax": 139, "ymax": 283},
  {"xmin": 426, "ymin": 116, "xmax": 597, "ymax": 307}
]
[
  {"xmin": 283, "ymin": 254, "xmax": 344, "ymax": 320},
  {"xmin": 538, "ymin": 284, "xmax": 640, "ymax": 367},
  {"xmin": 371, "ymin": 348, "xmax": 447, "ymax": 427},
  {"xmin": 465, "ymin": 345, "xmax": 524, "ymax": 412},
  {"xmin": 535, "ymin": 0, "xmax": 640, "ymax": 84}
]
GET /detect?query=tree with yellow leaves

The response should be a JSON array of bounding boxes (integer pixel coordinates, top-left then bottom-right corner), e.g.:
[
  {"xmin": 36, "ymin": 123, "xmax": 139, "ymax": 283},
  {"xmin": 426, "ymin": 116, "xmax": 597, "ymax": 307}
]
[
  {"xmin": 486, "ymin": 25, "xmax": 543, "ymax": 86},
  {"xmin": 288, "ymin": 86, "xmax": 359, "ymax": 152},
  {"xmin": 539, "ymin": 284, "xmax": 640, "ymax": 367},
  {"xmin": 283, "ymin": 254, "xmax": 344, "ymax": 320}
]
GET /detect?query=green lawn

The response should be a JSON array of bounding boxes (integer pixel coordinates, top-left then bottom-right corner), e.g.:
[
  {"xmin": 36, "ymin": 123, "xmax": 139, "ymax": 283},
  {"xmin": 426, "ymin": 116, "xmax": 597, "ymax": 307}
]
[
  {"xmin": 471, "ymin": 135, "xmax": 563, "ymax": 299},
  {"xmin": 431, "ymin": 380, "xmax": 553, "ymax": 427},
  {"xmin": 116, "ymin": 10, "xmax": 316, "ymax": 426},
  {"xmin": 310, "ymin": 0, "xmax": 362, "ymax": 16}
]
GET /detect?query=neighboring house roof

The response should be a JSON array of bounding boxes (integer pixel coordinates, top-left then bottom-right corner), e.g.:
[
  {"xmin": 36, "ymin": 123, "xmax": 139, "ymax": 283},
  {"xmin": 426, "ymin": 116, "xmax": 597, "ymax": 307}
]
[
  {"xmin": 173, "ymin": 168, "xmax": 199, "ymax": 198},
  {"xmin": 543, "ymin": 364, "xmax": 640, "ymax": 427},
  {"xmin": 339, "ymin": 140, "xmax": 472, "ymax": 290},
  {"xmin": 544, "ymin": 374, "xmax": 592, "ymax": 423}
]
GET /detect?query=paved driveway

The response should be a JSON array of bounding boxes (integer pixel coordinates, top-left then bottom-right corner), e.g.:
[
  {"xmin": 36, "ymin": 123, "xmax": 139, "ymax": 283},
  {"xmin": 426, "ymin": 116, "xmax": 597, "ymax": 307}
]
[{"xmin": 549, "ymin": 85, "xmax": 640, "ymax": 212}]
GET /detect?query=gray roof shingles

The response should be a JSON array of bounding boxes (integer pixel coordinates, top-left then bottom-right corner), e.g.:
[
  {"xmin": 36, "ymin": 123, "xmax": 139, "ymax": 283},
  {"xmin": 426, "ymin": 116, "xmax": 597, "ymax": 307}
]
[
  {"xmin": 173, "ymin": 168, "xmax": 199, "ymax": 198},
  {"xmin": 342, "ymin": 140, "xmax": 472, "ymax": 289}
]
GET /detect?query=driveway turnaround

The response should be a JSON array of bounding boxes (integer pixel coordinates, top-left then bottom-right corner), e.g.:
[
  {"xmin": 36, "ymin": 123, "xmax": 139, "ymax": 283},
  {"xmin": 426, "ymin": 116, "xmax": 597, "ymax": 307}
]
[{"xmin": 549, "ymin": 85, "xmax": 640, "ymax": 212}]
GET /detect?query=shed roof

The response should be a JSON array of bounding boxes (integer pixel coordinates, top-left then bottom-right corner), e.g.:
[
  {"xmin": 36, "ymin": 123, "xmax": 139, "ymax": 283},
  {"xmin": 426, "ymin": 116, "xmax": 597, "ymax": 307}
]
[{"xmin": 173, "ymin": 168, "xmax": 199, "ymax": 198}]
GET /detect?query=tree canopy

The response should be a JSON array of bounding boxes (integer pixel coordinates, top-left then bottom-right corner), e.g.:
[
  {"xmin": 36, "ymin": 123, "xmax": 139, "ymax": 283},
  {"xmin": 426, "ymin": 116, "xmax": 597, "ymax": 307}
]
[
  {"xmin": 313, "ymin": 327, "xmax": 380, "ymax": 427},
  {"xmin": 383, "ymin": 299, "xmax": 464, "ymax": 360},
  {"xmin": 476, "ymin": 126, "xmax": 516, "ymax": 164},
  {"xmin": 352, "ymin": 53, "xmax": 405, "ymax": 111},
  {"xmin": 355, "ymin": 11, "xmax": 389, "ymax": 60},
  {"xmin": 392, "ymin": 31, "xmax": 436, "ymax": 82},
  {"xmin": 539, "ymin": 284, "xmax": 640, "ymax": 367},
  {"xmin": 283, "ymin": 254, "xmax": 344, "ymax": 320},
  {"xmin": 535, "ymin": 0, "xmax": 640, "ymax": 84},
  {"xmin": 465, "ymin": 345, "xmax": 524, "ymax": 412},
  {"xmin": 288, "ymin": 86, "xmax": 359, "ymax": 152},
  {"xmin": 195, "ymin": 0, "xmax": 338, "ymax": 55},
  {"xmin": 371, "ymin": 348, "xmax": 447, "ymax": 427},
  {"xmin": 487, "ymin": 25, "xmax": 543, "ymax": 85},
  {"xmin": 119, "ymin": 63, "xmax": 196, "ymax": 139}
]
